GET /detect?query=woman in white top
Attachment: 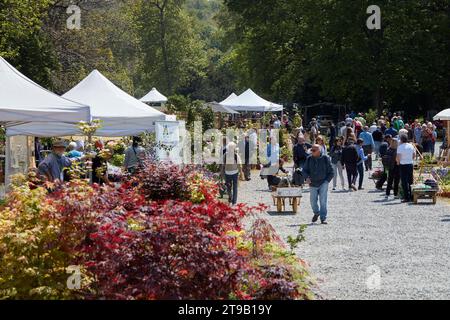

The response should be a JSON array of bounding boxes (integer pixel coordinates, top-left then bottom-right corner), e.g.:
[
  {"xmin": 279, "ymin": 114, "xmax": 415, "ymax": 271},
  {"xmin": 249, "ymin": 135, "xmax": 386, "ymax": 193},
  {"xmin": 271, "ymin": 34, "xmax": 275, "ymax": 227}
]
[{"xmin": 396, "ymin": 135, "xmax": 416, "ymax": 202}]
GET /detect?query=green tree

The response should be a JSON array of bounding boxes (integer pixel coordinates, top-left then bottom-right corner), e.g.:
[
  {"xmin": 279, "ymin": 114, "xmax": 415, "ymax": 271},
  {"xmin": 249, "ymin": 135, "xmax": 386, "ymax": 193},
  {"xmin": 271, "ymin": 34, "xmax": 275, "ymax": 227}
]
[
  {"xmin": 137, "ymin": 0, "xmax": 209, "ymax": 96},
  {"xmin": 225, "ymin": 0, "xmax": 450, "ymax": 115},
  {"xmin": 0, "ymin": 0, "xmax": 53, "ymax": 58}
]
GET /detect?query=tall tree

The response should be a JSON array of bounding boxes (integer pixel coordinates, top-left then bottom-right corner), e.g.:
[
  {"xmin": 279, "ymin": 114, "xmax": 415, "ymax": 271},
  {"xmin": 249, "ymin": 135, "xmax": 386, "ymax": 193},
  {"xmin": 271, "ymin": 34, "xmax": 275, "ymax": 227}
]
[{"xmin": 137, "ymin": 0, "xmax": 208, "ymax": 96}]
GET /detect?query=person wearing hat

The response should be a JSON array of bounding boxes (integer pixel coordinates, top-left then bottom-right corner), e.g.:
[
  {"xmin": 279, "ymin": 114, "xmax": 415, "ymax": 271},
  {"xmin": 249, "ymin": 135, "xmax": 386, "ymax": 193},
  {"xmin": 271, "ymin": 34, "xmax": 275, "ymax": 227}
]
[{"xmin": 38, "ymin": 139, "xmax": 83, "ymax": 182}]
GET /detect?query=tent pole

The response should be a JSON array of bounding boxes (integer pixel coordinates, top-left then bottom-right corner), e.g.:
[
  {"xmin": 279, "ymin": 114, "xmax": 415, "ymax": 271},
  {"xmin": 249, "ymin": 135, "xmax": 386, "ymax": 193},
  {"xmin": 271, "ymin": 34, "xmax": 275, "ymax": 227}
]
[
  {"xmin": 4, "ymin": 136, "xmax": 10, "ymax": 192},
  {"xmin": 87, "ymin": 133, "xmax": 93, "ymax": 184}
]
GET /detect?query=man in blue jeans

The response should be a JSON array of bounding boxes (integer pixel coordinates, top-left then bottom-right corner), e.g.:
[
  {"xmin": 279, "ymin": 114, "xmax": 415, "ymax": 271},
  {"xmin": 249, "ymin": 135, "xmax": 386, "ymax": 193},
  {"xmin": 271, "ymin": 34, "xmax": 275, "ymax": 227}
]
[{"xmin": 302, "ymin": 144, "xmax": 334, "ymax": 224}]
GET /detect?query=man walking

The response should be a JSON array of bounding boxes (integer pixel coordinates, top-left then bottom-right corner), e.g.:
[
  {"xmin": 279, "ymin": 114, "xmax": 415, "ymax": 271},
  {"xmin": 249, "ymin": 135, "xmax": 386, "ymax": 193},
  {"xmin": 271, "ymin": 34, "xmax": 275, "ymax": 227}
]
[
  {"xmin": 376, "ymin": 134, "xmax": 392, "ymax": 190},
  {"xmin": 359, "ymin": 126, "xmax": 375, "ymax": 171},
  {"xmin": 397, "ymin": 135, "xmax": 416, "ymax": 203},
  {"xmin": 302, "ymin": 144, "xmax": 334, "ymax": 224}
]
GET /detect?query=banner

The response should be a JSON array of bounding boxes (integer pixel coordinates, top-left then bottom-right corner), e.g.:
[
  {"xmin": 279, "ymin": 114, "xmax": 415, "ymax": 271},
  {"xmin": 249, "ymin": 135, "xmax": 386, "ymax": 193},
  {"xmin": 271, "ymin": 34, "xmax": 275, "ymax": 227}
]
[{"xmin": 155, "ymin": 121, "xmax": 182, "ymax": 164}]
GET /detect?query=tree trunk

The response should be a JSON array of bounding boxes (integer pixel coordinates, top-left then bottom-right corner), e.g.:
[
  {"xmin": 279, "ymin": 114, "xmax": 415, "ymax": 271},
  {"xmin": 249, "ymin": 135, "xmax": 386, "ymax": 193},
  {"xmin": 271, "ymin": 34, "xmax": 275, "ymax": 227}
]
[{"xmin": 374, "ymin": 87, "xmax": 383, "ymax": 116}]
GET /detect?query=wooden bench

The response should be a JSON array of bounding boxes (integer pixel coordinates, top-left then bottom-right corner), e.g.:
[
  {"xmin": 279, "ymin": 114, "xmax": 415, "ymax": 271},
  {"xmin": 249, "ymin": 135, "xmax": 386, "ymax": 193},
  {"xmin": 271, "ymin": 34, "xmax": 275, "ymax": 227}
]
[
  {"xmin": 271, "ymin": 187, "xmax": 303, "ymax": 213},
  {"xmin": 412, "ymin": 188, "xmax": 438, "ymax": 204}
]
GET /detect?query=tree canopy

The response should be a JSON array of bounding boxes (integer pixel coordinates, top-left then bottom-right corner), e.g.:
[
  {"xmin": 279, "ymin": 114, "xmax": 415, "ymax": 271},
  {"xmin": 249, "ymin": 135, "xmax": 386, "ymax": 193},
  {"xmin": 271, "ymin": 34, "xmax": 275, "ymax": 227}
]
[{"xmin": 1, "ymin": 0, "xmax": 448, "ymax": 116}]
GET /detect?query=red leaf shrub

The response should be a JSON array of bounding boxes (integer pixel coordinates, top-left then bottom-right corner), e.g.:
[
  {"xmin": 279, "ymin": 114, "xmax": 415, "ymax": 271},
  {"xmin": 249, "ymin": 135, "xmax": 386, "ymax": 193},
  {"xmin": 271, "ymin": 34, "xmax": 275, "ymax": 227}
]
[
  {"xmin": 1, "ymin": 162, "xmax": 314, "ymax": 300},
  {"xmin": 79, "ymin": 199, "xmax": 261, "ymax": 300},
  {"xmin": 135, "ymin": 162, "xmax": 193, "ymax": 201},
  {"xmin": 134, "ymin": 161, "xmax": 219, "ymax": 203}
]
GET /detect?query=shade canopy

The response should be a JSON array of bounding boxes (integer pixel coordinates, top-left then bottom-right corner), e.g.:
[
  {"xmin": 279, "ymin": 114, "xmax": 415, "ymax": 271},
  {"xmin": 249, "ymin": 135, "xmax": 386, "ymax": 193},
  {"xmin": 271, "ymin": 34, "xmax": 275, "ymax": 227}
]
[
  {"xmin": 221, "ymin": 89, "xmax": 283, "ymax": 112},
  {"xmin": 433, "ymin": 108, "xmax": 450, "ymax": 121},
  {"xmin": 0, "ymin": 56, "xmax": 91, "ymax": 126},
  {"xmin": 205, "ymin": 102, "xmax": 239, "ymax": 114},
  {"xmin": 219, "ymin": 93, "xmax": 238, "ymax": 105},
  {"xmin": 8, "ymin": 70, "xmax": 167, "ymax": 137},
  {"xmin": 140, "ymin": 87, "xmax": 168, "ymax": 104}
]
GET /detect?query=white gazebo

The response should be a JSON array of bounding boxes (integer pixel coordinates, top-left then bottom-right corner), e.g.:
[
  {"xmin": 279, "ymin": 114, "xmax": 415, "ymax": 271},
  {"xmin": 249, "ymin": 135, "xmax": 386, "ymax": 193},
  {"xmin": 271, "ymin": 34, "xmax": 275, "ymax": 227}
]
[
  {"xmin": 140, "ymin": 87, "xmax": 168, "ymax": 104},
  {"xmin": 221, "ymin": 89, "xmax": 283, "ymax": 112},
  {"xmin": 8, "ymin": 70, "xmax": 167, "ymax": 137}
]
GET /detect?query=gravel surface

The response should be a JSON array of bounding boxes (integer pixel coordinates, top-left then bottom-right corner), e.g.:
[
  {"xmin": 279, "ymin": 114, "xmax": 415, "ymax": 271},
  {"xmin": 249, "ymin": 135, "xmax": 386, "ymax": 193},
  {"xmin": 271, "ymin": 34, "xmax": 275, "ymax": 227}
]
[{"xmin": 238, "ymin": 164, "xmax": 450, "ymax": 300}]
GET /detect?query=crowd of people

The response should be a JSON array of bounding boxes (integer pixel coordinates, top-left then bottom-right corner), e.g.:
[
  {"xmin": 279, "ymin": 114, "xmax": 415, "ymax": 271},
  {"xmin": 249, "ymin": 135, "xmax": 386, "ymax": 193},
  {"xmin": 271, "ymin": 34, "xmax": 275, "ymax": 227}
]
[
  {"xmin": 289, "ymin": 112, "xmax": 448, "ymax": 224},
  {"xmin": 34, "ymin": 111, "xmax": 446, "ymax": 225},
  {"xmin": 37, "ymin": 136, "xmax": 145, "ymax": 185}
]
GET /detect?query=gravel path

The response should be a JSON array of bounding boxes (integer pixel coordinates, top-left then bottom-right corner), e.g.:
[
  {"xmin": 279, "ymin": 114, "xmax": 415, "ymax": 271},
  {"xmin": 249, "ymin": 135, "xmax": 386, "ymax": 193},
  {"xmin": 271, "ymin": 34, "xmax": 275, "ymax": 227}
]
[{"xmin": 238, "ymin": 165, "xmax": 450, "ymax": 300}]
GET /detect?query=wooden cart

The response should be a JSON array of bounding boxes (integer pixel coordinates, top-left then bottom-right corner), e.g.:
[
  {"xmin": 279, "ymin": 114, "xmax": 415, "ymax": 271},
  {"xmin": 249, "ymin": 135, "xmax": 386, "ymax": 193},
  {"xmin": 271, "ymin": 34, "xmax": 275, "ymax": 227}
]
[
  {"xmin": 271, "ymin": 187, "xmax": 303, "ymax": 213},
  {"xmin": 412, "ymin": 188, "xmax": 438, "ymax": 204}
]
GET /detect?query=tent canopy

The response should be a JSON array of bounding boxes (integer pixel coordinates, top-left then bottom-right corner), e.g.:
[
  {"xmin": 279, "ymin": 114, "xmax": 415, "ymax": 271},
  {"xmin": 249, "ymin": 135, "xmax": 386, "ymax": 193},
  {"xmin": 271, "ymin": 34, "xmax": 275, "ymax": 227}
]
[
  {"xmin": 140, "ymin": 87, "xmax": 168, "ymax": 104},
  {"xmin": 221, "ymin": 89, "xmax": 283, "ymax": 112},
  {"xmin": 8, "ymin": 70, "xmax": 167, "ymax": 137},
  {"xmin": 205, "ymin": 102, "xmax": 239, "ymax": 114},
  {"xmin": 433, "ymin": 108, "xmax": 450, "ymax": 121},
  {"xmin": 219, "ymin": 93, "xmax": 238, "ymax": 105},
  {"xmin": 0, "ymin": 56, "xmax": 91, "ymax": 126}
]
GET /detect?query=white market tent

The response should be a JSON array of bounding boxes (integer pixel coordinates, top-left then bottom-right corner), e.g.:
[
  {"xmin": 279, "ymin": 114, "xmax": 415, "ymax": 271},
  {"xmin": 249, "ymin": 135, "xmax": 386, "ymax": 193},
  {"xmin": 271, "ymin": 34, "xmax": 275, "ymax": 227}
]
[
  {"xmin": 219, "ymin": 93, "xmax": 238, "ymax": 105},
  {"xmin": 221, "ymin": 89, "xmax": 283, "ymax": 112},
  {"xmin": 205, "ymin": 102, "xmax": 239, "ymax": 114},
  {"xmin": 433, "ymin": 108, "xmax": 450, "ymax": 121},
  {"xmin": 0, "ymin": 56, "xmax": 91, "ymax": 127},
  {"xmin": 140, "ymin": 87, "xmax": 168, "ymax": 104},
  {"xmin": 8, "ymin": 70, "xmax": 167, "ymax": 137},
  {"xmin": 434, "ymin": 108, "xmax": 450, "ymax": 150},
  {"xmin": 0, "ymin": 56, "xmax": 91, "ymax": 195}
]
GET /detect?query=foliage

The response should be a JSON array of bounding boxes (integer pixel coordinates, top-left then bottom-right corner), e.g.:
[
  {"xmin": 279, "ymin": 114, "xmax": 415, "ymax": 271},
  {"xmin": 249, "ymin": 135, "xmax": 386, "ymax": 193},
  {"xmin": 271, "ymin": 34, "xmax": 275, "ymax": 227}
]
[
  {"xmin": 77, "ymin": 120, "xmax": 102, "ymax": 137},
  {"xmin": 365, "ymin": 109, "xmax": 378, "ymax": 126},
  {"xmin": 82, "ymin": 198, "xmax": 254, "ymax": 299},
  {"xmin": 280, "ymin": 146, "xmax": 293, "ymax": 162},
  {"xmin": 135, "ymin": 161, "xmax": 191, "ymax": 201},
  {"xmin": 287, "ymin": 225, "xmax": 307, "ymax": 255},
  {"xmin": 225, "ymin": 0, "xmax": 450, "ymax": 115},
  {"xmin": 0, "ymin": 180, "xmax": 91, "ymax": 299},
  {"xmin": 0, "ymin": 0, "xmax": 53, "ymax": 59},
  {"xmin": 231, "ymin": 219, "xmax": 315, "ymax": 300},
  {"xmin": 0, "ymin": 161, "xmax": 314, "ymax": 300},
  {"xmin": 137, "ymin": 0, "xmax": 209, "ymax": 96},
  {"xmin": 110, "ymin": 154, "xmax": 125, "ymax": 168},
  {"xmin": 293, "ymin": 114, "xmax": 303, "ymax": 128}
]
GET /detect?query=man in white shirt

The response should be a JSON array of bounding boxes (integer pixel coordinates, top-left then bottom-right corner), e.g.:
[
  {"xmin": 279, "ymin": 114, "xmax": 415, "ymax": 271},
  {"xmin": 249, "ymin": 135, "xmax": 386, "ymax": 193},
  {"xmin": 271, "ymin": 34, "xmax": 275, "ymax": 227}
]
[
  {"xmin": 369, "ymin": 122, "xmax": 378, "ymax": 133},
  {"xmin": 396, "ymin": 134, "xmax": 416, "ymax": 203}
]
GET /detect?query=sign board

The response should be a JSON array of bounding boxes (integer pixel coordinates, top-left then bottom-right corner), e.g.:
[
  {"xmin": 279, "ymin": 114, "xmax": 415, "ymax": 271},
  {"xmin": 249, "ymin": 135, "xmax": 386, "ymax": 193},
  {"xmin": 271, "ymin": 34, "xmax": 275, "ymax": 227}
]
[
  {"xmin": 155, "ymin": 121, "xmax": 182, "ymax": 164},
  {"xmin": 277, "ymin": 187, "xmax": 303, "ymax": 197}
]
